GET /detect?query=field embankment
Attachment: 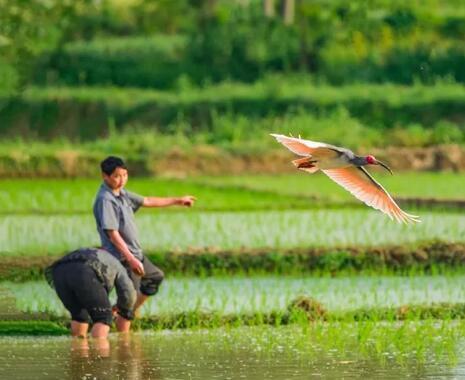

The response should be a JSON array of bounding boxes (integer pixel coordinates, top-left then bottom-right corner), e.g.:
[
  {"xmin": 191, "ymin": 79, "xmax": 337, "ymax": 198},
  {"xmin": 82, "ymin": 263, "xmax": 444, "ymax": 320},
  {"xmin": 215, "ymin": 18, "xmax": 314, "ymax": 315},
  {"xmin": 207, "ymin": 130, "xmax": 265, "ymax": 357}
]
[
  {"xmin": 2, "ymin": 241, "xmax": 465, "ymax": 282},
  {"xmin": 0, "ymin": 142, "xmax": 465, "ymax": 178},
  {"xmin": 3, "ymin": 300, "xmax": 465, "ymax": 335}
]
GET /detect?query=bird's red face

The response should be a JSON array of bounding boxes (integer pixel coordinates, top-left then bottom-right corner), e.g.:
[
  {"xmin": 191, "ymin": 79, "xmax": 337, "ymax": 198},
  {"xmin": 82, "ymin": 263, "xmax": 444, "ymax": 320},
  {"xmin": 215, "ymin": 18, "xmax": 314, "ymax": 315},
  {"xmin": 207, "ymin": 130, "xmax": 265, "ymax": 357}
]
[
  {"xmin": 365, "ymin": 155, "xmax": 393, "ymax": 174},
  {"xmin": 366, "ymin": 155, "xmax": 377, "ymax": 165}
]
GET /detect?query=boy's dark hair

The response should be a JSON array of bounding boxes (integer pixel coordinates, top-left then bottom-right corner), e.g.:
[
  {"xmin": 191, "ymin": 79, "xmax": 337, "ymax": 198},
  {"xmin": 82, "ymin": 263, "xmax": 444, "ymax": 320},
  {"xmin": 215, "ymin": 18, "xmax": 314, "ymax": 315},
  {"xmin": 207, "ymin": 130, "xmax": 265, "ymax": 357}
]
[{"xmin": 100, "ymin": 156, "xmax": 127, "ymax": 175}]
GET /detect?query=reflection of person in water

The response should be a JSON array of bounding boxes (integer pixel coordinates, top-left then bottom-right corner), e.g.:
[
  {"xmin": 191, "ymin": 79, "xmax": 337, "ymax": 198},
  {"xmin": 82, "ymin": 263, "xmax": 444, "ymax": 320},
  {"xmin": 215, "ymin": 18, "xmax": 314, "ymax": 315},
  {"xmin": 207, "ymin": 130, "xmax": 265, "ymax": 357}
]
[
  {"xmin": 68, "ymin": 334, "xmax": 163, "ymax": 380},
  {"xmin": 45, "ymin": 247, "xmax": 136, "ymax": 338},
  {"xmin": 68, "ymin": 337, "xmax": 112, "ymax": 380},
  {"xmin": 70, "ymin": 336, "xmax": 110, "ymax": 358},
  {"xmin": 114, "ymin": 333, "xmax": 163, "ymax": 380}
]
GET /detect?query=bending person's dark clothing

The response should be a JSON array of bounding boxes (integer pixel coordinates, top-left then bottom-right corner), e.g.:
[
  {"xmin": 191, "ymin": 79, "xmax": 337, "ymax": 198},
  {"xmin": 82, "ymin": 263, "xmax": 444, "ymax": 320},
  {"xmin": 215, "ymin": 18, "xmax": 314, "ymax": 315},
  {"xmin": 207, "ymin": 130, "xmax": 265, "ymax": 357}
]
[
  {"xmin": 52, "ymin": 262, "xmax": 113, "ymax": 325},
  {"xmin": 45, "ymin": 248, "xmax": 137, "ymax": 325}
]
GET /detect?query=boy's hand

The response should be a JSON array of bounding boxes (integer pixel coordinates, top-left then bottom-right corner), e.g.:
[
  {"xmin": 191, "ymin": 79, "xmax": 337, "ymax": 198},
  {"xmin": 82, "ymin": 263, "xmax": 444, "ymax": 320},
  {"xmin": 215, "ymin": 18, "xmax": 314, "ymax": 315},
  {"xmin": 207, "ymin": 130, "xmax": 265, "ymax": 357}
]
[
  {"xmin": 179, "ymin": 195, "xmax": 196, "ymax": 207},
  {"xmin": 128, "ymin": 257, "xmax": 145, "ymax": 276}
]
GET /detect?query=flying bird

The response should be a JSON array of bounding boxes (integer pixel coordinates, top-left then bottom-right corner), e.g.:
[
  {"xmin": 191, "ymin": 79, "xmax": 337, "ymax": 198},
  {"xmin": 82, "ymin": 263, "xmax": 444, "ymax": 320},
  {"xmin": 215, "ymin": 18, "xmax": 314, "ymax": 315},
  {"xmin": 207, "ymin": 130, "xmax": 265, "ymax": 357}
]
[{"xmin": 271, "ymin": 133, "xmax": 420, "ymax": 224}]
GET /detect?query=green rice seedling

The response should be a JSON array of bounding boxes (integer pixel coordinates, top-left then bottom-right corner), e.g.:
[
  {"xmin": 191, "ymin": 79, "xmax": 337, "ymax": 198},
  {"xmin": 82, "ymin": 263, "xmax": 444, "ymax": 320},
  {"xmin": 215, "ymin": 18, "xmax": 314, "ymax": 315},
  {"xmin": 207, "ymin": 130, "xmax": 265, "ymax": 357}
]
[
  {"xmin": 2, "ymin": 209, "xmax": 465, "ymax": 257},
  {"xmin": 0, "ymin": 321, "xmax": 67, "ymax": 335},
  {"xmin": 8, "ymin": 274, "xmax": 465, "ymax": 318}
]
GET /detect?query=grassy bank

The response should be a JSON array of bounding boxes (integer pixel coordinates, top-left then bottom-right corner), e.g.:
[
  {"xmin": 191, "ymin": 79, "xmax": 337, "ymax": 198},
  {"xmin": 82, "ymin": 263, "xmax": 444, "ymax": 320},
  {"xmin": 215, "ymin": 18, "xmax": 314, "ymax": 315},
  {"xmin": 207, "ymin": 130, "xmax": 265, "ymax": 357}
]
[
  {"xmin": 3, "ymin": 301, "xmax": 465, "ymax": 335},
  {"xmin": 1, "ymin": 241, "xmax": 465, "ymax": 282}
]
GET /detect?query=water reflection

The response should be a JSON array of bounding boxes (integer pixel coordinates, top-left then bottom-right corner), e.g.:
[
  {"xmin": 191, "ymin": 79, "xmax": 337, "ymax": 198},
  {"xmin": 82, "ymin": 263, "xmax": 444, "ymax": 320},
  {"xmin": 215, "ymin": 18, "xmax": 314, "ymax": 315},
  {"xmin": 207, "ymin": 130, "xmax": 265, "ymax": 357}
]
[
  {"xmin": 113, "ymin": 333, "xmax": 162, "ymax": 380},
  {"xmin": 68, "ymin": 337, "xmax": 111, "ymax": 379},
  {"xmin": 67, "ymin": 334, "xmax": 161, "ymax": 380},
  {"xmin": 0, "ymin": 325, "xmax": 463, "ymax": 379}
]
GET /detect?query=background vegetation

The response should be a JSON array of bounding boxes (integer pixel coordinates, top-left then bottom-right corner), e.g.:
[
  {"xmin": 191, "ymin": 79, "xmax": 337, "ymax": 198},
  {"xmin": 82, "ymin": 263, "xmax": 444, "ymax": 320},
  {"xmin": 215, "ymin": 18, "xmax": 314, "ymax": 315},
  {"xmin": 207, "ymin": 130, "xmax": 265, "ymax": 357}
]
[{"xmin": 1, "ymin": 0, "xmax": 464, "ymax": 157}]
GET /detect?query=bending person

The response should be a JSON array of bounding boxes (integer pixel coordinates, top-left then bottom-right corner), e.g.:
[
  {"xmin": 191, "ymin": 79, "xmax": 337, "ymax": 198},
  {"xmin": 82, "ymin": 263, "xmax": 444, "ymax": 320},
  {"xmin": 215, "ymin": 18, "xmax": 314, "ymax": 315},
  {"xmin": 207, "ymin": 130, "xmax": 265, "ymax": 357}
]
[{"xmin": 45, "ymin": 247, "xmax": 136, "ymax": 338}]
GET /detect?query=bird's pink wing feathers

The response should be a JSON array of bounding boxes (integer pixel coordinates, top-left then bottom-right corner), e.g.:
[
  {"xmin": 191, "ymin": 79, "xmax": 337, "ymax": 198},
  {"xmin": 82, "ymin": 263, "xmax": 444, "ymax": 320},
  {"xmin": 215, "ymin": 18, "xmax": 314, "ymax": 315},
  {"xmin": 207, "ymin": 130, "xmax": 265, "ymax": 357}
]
[
  {"xmin": 323, "ymin": 166, "xmax": 420, "ymax": 224},
  {"xmin": 270, "ymin": 134, "xmax": 339, "ymax": 159}
]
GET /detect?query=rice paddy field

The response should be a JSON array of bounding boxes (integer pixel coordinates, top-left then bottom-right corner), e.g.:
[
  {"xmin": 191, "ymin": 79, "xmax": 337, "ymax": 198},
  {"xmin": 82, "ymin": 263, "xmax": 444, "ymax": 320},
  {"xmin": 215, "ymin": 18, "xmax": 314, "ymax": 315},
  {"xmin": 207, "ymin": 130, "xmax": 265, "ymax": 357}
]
[
  {"xmin": 2, "ymin": 173, "xmax": 465, "ymax": 378},
  {"xmin": 1, "ymin": 172, "xmax": 464, "ymax": 214},
  {"xmin": 6, "ymin": 274, "xmax": 465, "ymax": 316},
  {"xmin": 2, "ymin": 323, "xmax": 465, "ymax": 379},
  {"xmin": 4, "ymin": 0, "xmax": 465, "ymax": 377},
  {"xmin": 2, "ymin": 209, "xmax": 465, "ymax": 257},
  {"xmin": 0, "ymin": 174, "xmax": 464, "ymax": 257}
]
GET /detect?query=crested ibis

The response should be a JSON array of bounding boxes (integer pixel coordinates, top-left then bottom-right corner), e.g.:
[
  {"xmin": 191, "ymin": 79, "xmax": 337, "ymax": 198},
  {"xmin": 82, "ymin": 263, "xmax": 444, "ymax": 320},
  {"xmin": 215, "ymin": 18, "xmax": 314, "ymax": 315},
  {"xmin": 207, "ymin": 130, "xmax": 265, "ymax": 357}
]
[{"xmin": 271, "ymin": 133, "xmax": 420, "ymax": 224}]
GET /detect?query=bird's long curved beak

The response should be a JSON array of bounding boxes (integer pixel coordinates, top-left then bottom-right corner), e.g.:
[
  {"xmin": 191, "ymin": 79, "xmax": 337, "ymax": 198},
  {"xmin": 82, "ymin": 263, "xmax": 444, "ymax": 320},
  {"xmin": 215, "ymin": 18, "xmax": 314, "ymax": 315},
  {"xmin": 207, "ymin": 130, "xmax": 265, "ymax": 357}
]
[{"xmin": 376, "ymin": 160, "xmax": 393, "ymax": 175}]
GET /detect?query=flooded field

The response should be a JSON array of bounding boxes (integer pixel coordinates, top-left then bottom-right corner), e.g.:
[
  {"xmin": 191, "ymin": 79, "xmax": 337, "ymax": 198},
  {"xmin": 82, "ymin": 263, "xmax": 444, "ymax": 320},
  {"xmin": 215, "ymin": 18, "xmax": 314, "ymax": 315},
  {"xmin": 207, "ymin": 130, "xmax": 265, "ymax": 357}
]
[
  {"xmin": 6, "ymin": 274, "xmax": 465, "ymax": 317},
  {"xmin": 1, "ymin": 324, "xmax": 465, "ymax": 379}
]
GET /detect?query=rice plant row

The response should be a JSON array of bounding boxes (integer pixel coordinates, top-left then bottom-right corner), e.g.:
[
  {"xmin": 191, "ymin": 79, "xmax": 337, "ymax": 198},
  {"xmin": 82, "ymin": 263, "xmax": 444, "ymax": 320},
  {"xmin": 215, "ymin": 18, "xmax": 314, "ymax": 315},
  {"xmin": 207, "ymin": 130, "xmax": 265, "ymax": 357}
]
[
  {"xmin": 1, "ymin": 209, "xmax": 464, "ymax": 257},
  {"xmin": 6, "ymin": 274, "xmax": 465, "ymax": 317}
]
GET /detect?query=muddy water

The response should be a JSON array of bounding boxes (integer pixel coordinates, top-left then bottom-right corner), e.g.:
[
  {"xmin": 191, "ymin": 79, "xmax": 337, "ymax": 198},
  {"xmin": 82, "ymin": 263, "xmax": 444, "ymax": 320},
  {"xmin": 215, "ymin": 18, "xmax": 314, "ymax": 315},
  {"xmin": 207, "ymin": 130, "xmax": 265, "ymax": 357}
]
[{"xmin": 0, "ymin": 326, "xmax": 463, "ymax": 380}]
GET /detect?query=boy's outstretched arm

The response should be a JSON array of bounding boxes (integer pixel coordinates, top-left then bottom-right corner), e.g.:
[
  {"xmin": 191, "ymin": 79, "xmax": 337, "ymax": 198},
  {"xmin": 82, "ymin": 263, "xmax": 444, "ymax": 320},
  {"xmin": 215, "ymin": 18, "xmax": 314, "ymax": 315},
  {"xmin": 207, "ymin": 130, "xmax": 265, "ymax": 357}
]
[{"xmin": 143, "ymin": 195, "xmax": 196, "ymax": 208}]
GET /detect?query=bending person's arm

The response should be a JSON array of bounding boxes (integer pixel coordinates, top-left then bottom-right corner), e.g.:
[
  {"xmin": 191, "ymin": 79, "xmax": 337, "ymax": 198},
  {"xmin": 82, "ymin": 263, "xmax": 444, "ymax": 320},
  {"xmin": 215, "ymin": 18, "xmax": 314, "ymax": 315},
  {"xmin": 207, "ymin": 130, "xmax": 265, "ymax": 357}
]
[
  {"xmin": 114, "ymin": 265, "xmax": 138, "ymax": 331},
  {"xmin": 106, "ymin": 229, "xmax": 144, "ymax": 275}
]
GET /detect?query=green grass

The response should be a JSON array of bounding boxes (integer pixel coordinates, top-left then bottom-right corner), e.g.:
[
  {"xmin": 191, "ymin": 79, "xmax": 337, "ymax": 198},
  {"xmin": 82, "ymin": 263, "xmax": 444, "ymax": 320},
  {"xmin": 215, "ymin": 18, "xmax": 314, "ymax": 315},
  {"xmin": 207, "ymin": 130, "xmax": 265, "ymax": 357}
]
[
  {"xmin": 1, "ymin": 209, "xmax": 464, "ymax": 257},
  {"xmin": 0, "ymin": 321, "xmax": 66, "ymax": 335},
  {"xmin": 0, "ymin": 173, "xmax": 464, "ymax": 215},
  {"xmin": 0, "ymin": 178, "xmax": 315, "ymax": 214},
  {"xmin": 196, "ymin": 172, "xmax": 465, "ymax": 201}
]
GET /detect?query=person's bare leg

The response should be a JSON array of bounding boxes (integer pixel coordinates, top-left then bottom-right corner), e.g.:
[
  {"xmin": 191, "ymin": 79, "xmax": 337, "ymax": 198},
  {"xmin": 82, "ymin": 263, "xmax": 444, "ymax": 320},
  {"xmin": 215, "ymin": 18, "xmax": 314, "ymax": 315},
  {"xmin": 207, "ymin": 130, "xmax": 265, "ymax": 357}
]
[
  {"xmin": 71, "ymin": 321, "xmax": 89, "ymax": 337},
  {"xmin": 133, "ymin": 293, "xmax": 149, "ymax": 316},
  {"xmin": 91, "ymin": 322, "xmax": 110, "ymax": 339},
  {"xmin": 115, "ymin": 315, "xmax": 131, "ymax": 333}
]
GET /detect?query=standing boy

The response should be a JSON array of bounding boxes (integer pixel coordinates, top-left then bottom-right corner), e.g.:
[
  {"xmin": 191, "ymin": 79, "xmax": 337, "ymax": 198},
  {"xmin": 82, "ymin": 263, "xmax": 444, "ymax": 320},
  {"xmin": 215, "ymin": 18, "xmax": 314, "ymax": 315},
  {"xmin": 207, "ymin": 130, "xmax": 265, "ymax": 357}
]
[{"xmin": 93, "ymin": 156, "xmax": 196, "ymax": 315}]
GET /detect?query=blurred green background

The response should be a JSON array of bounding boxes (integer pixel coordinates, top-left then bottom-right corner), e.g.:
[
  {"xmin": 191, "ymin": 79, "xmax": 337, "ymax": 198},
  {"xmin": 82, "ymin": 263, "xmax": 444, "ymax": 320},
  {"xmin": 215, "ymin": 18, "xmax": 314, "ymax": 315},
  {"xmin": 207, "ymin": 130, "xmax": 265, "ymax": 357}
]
[{"xmin": 0, "ymin": 0, "xmax": 464, "ymax": 177}]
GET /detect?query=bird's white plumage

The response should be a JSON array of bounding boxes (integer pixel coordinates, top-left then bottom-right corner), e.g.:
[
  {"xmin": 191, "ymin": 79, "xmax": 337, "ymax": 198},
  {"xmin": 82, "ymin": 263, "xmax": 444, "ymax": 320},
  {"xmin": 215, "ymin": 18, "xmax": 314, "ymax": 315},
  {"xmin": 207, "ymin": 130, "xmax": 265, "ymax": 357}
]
[{"xmin": 271, "ymin": 133, "xmax": 421, "ymax": 224}]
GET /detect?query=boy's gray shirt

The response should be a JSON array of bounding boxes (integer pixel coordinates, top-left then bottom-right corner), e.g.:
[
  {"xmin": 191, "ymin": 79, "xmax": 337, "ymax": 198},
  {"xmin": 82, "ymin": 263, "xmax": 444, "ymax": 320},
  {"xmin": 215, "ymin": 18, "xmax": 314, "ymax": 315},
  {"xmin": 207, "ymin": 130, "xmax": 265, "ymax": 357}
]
[{"xmin": 93, "ymin": 183, "xmax": 145, "ymax": 260}]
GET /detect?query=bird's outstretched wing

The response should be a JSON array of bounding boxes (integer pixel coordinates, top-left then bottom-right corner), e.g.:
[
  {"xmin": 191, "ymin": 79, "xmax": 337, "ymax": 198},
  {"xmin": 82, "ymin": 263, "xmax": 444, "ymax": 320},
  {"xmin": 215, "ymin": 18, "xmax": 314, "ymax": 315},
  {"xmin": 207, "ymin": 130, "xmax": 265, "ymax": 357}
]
[
  {"xmin": 270, "ymin": 133, "xmax": 342, "ymax": 159},
  {"xmin": 323, "ymin": 166, "xmax": 421, "ymax": 224}
]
